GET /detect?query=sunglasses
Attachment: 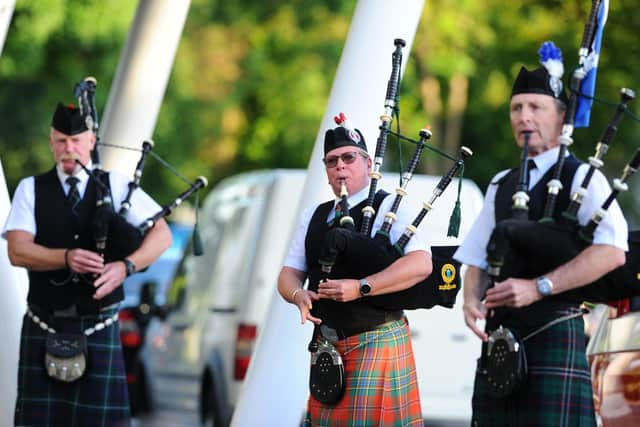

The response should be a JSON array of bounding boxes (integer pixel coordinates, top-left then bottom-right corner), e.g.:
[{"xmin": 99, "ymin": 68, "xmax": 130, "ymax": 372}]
[{"xmin": 323, "ymin": 151, "xmax": 365, "ymax": 168}]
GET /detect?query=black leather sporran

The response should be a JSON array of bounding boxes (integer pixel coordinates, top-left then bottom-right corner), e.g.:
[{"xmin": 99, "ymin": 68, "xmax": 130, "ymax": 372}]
[
  {"xmin": 309, "ymin": 339, "xmax": 345, "ymax": 404},
  {"xmin": 482, "ymin": 325, "xmax": 527, "ymax": 398}
]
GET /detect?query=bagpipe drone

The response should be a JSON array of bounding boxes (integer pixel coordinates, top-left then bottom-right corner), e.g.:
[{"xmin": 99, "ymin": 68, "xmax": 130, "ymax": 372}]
[{"xmin": 317, "ymin": 39, "xmax": 473, "ymax": 311}]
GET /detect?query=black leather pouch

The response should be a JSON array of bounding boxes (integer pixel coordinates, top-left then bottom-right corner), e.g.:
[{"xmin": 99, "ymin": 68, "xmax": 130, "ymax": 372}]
[
  {"xmin": 482, "ymin": 325, "xmax": 527, "ymax": 398},
  {"xmin": 309, "ymin": 337, "xmax": 345, "ymax": 404}
]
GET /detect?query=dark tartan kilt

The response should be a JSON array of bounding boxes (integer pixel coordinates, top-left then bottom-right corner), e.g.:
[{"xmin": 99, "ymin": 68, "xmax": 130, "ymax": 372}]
[
  {"xmin": 305, "ymin": 318, "xmax": 423, "ymax": 427},
  {"xmin": 472, "ymin": 312, "xmax": 596, "ymax": 427},
  {"xmin": 14, "ymin": 308, "xmax": 130, "ymax": 427}
]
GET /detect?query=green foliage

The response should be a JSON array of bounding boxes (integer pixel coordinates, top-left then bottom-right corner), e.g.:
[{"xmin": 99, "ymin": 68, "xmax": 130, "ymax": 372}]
[{"xmin": 1, "ymin": 0, "xmax": 639, "ymax": 223}]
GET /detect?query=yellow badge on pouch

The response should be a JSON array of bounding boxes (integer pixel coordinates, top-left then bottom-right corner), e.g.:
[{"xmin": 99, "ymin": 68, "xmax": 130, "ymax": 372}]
[{"xmin": 438, "ymin": 263, "xmax": 457, "ymax": 291}]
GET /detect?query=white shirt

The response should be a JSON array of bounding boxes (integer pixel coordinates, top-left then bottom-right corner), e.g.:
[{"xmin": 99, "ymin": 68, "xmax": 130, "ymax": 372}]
[
  {"xmin": 2, "ymin": 164, "xmax": 162, "ymax": 239},
  {"xmin": 283, "ymin": 185, "xmax": 431, "ymax": 272},
  {"xmin": 454, "ymin": 147, "xmax": 629, "ymax": 270}
]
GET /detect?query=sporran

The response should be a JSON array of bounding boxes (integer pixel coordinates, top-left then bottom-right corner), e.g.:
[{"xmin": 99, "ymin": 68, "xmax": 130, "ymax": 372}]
[
  {"xmin": 45, "ymin": 332, "xmax": 88, "ymax": 382},
  {"xmin": 482, "ymin": 325, "xmax": 527, "ymax": 398},
  {"xmin": 309, "ymin": 338, "xmax": 345, "ymax": 404}
]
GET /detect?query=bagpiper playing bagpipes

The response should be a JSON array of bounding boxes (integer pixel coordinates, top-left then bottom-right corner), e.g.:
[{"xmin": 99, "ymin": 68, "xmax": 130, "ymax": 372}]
[
  {"xmin": 3, "ymin": 76, "xmax": 206, "ymax": 427},
  {"xmin": 455, "ymin": 1, "xmax": 638, "ymax": 425},
  {"xmin": 278, "ymin": 38, "xmax": 472, "ymax": 426}
]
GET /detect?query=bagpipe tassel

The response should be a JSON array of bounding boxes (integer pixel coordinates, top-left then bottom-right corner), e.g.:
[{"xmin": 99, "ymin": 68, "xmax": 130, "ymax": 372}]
[
  {"xmin": 447, "ymin": 165, "xmax": 464, "ymax": 237},
  {"xmin": 192, "ymin": 194, "xmax": 204, "ymax": 256}
]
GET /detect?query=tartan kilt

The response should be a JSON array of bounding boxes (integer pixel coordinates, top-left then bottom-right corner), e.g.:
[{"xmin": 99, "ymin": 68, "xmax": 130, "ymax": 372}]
[
  {"xmin": 305, "ymin": 318, "xmax": 423, "ymax": 427},
  {"xmin": 472, "ymin": 313, "xmax": 596, "ymax": 427},
  {"xmin": 14, "ymin": 308, "xmax": 130, "ymax": 427}
]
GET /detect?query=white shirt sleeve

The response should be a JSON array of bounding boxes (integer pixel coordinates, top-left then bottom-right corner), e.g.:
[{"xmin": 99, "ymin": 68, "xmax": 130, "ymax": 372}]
[
  {"xmin": 282, "ymin": 205, "xmax": 315, "ymax": 272},
  {"xmin": 108, "ymin": 171, "xmax": 162, "ymax": 226},
  {"xmin": 374, "ymin": 193, "xmax": 431, "ymax": 254},
  {"xmin": 2, "ymin": 177, "xmax": 36, "ymax": 239},
  {"xmin": 453, "ymin": 171, "xmax": 508, "ymax": 269},
  {"xmin": 572, "ymin": 164, "xmax": 628, "ymax": 251}
]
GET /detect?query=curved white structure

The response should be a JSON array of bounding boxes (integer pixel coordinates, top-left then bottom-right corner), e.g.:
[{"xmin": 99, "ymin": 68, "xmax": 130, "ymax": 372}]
[{"xmin": 0, "ymin": 160, "xmax": 28, "ymax": 426}]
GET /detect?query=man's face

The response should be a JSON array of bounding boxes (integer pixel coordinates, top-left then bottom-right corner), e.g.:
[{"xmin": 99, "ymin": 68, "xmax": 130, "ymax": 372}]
[
  {"xmin": 510, "ymin": 93, "xmax": 565, "ymax": 156},
  {"xmin": 324, "ymin": 146, "xmax": 371, "ymax": 197},
  {"xmin": 49, "ymin": 128, "xmax": 96, "ymax": 175}
]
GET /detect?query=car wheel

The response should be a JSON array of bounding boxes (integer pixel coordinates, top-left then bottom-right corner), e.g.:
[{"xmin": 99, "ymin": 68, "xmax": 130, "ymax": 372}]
[{"xmin": 201, "ymin": 377, "xmax": 226, "ymax": 427}]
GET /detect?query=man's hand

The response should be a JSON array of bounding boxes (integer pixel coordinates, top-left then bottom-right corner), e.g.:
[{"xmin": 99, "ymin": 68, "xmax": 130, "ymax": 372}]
[
  {"xmin": 93, "ymin": 260, "xmax": 127, "ymax": 300},
  {"xmin": 485, "ymin": 278, "xmax": 541, "ymax": 310},
  {"xmin": 317, "ymin": 278, "xmax": 360, "ymax": 302},
  {"xmin": 463, "ymin": 296, "xmax": 488, "ymax": 342},
  {"xmin": 66, "ymin": 248, "xmax": 104, "ymax": 274},
  {"xmin": 292, "ymin": 289, "xmax": 322, "ymax": 325}
]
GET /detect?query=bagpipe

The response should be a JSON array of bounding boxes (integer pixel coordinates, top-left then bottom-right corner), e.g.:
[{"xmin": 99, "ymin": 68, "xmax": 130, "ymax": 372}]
[
  {"xmin": 318, "ymin": 39, "xmax": 473, "ymax": 311},
  {"xmin": 73, "ymin": 76, "xmax": 208, "ymax": 268},
  {"xmin": 485, "ymin": 0, "xmax": 640, "ymax": 305}
]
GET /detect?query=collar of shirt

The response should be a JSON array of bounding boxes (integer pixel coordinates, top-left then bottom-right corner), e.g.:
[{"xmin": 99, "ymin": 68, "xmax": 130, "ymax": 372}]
[
  {"xmin": 528, "ymin": 146, "xmax": 568, "ymax": 188},
  {"xmin": 328, "ymin": 185, "xmax": 369, "ymax": 222},
  {"xmin": 57, "ymin": 162, "xmax": 92, "ymax": 197}
]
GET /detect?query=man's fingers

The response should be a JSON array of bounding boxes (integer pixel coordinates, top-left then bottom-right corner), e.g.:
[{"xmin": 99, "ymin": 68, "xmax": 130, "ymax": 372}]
[{"xmin": 464, "ymin": 313, "xmax": 488, "ymax": 341}]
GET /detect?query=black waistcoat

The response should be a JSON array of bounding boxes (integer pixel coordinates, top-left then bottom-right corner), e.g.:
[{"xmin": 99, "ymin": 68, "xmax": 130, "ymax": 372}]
[
  {"xmin": 28, "ymin": 168, "xmax": 124, "ymax": 311},
  {"xmin": 305, "ymin": 190, "xmax": 400, "ymax": 329},
  {"xmin": 488, "ymin": 154, "xmax": 582, "ymax": 332}
]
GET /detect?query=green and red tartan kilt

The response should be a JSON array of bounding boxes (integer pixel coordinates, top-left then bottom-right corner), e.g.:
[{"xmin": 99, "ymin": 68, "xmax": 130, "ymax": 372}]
[
  {"xmin": 305, "ymin": 318, "xmax": 423, "ymax": 427},
  {"xmin": 14, "ymin": 308, "xmax": 130, "ymax": 427},
  {"xmin": 472, "ymin": 313, "xmax": 596, "ymax": 427}
]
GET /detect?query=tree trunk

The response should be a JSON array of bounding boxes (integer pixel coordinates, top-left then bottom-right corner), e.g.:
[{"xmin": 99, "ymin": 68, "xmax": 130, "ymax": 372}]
[{"xmin": 443, "ymin": 73, "xmax": 468, "ymax": 173}]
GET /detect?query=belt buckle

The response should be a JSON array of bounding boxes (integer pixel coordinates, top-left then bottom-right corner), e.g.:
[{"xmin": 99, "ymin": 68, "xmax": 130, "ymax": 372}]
[
  {"xmin": 53, "ymin": 305, "xmax": 79, "ymax": 318},
  {"xmin": 320, "ymin": 325, "xmax": 340, "ymax": 343}
]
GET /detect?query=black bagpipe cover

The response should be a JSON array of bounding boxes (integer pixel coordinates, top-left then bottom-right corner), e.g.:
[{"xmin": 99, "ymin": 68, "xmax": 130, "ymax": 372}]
[
  {"xmin": 319, "ymin": 227, "xmax": 461, "ymax": 310},
  {"xmin": 486, "ymin": 218, "xmax": 584, "ymax": 282},
  {"xmin": 103, "ymin": 213, "xmax": 145, "ymax": 262},
  {"xmin": 487, "ymin": 219, "xmax": 640, "ymax": 303},
  {"xmin": 563, "ymin": 230, "xmax": 640, "ymax": 303}
]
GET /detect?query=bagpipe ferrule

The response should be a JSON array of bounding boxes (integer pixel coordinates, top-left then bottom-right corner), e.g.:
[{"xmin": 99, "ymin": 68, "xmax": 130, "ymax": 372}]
[
  {"xmin": 571, "ymin": 187, "xmax": 587, "ymax": 203},
  {"xmin": 395, "ymin": 187, "xmax": 408, "ymax": 197},
  {"xmin": 559, "ymin": 132, "xmax": 574, "ymax": 147},
  {"xmin": 612, "ymin": 178, "xmax": 628, "ymax": 192},
  {"xmin": 591, "ymin": 208, "xmax": 606, "ymax": 225},
  {"xmin": 588, "ymin": 155, "xmax": 604, "ymax": 169},
  {"xmin": 384, "ymin": 212, "xmax": 397, "ymax": 223},
  {"xmin": 362, "ymin": 205, "xmax": 376, "ymax": 217},
  {"xmin": 339, "ymin": 216, "xmax": 355, "ymax": 227},
  {"xmin": 546, "ymin": 179, "xmax": 563, "ymax": 195},
  {"xmin": 369, "ymin": 171, "xmax": 382, "ymax": 180},
  {"xmin": 422, "ymin": 201, "xmax": 433, "ymax": 211},
  {"xmin": 379, "ymin": 113, "xmax": 393, "ymax": 123},
  {"xmin": 511, "ymin": 191, "xmax": 530, "ymax": 209}
]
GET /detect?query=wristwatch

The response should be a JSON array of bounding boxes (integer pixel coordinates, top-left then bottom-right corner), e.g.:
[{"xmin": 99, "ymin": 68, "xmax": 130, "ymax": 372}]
[
  {"xmin": 123, "ymin": 258, "xmax": 136, "ymax": 277},
  {"xmin": 359, "ymin": 278, "xmax": 372, "ymax": 297},
  {"xmin": 536, "ymin": 276, "xmax": 554, "ymax": 297}
]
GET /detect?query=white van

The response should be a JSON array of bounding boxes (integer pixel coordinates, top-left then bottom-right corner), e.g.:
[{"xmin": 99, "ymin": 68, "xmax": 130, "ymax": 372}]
[
  {"xmin": 142, "ymin": 168, "xmax": 485, "ymax": 426},
  {"xmin": 140, "ymin": 169, "xmax": 308, "ymax": 426}
]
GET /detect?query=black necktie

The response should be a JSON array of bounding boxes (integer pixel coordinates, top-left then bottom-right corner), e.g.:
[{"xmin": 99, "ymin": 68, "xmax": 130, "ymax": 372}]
[
  {"xmin": 335, "ymin": 202, "xmax": 343, "ymax": 220},
  {"xmin": 66, "ymin": 176, "xmax": 81, "ymax": 215},
  {"xmin": 527, "ymin": 159, "xmax": 537, "ymax": 171}
]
